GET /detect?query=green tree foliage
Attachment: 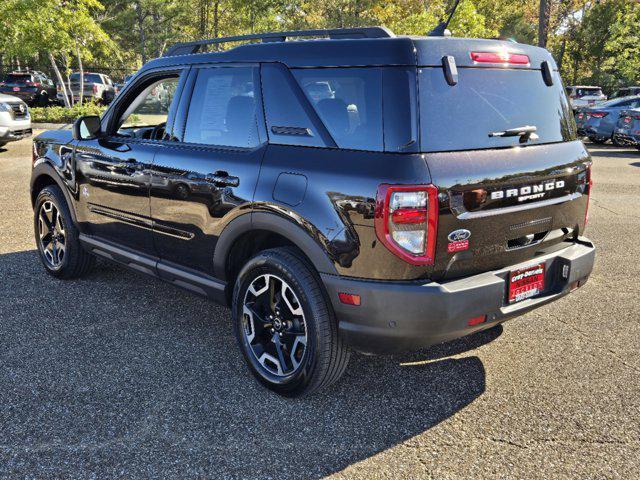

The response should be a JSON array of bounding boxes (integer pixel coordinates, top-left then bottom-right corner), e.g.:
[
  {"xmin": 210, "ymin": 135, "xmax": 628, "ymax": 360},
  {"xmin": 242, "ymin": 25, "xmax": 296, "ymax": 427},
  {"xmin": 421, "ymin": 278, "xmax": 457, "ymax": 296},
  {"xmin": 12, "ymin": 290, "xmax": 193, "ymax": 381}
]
[{"xmin": 0, "ymin": 0, "xmax": 638, "ymax": 93}]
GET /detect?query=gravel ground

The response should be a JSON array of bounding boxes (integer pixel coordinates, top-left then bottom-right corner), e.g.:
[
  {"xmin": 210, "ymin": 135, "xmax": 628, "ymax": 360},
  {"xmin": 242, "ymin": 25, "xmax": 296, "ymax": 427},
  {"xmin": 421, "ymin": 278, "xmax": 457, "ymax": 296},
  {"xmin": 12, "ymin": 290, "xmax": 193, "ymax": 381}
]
[{"xmin": 0, "ymin": 134, "xmax": 638, "ymax": 479}]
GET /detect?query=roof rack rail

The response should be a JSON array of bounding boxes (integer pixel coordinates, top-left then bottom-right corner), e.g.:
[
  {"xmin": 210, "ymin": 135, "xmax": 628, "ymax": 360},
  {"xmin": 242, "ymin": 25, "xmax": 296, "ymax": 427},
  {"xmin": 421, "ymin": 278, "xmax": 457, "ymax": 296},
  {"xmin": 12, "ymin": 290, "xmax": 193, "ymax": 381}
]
[{"xmin": 163, "ymin": 26, "xmax": 395, "ymax": 57}]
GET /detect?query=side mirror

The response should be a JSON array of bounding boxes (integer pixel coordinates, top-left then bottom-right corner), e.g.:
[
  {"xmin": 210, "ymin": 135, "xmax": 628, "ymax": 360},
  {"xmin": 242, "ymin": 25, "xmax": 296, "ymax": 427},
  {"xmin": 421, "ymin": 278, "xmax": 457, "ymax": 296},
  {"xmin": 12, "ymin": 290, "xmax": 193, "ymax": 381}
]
[{"xmin": 73, "ymin": 115, "xmax": 101, "ymax": 140}]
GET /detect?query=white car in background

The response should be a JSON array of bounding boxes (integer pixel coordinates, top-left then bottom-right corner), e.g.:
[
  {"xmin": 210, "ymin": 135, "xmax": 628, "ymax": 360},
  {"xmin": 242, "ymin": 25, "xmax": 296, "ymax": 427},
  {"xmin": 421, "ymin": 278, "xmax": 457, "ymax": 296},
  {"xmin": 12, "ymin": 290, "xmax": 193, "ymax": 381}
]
[
  {"xmin": 0, "ymin": 93, "xmax": 32, "ymax": 148},
  {"xmin": 566, "ymin": 85, "xmax": 607, "ymax": 110}
]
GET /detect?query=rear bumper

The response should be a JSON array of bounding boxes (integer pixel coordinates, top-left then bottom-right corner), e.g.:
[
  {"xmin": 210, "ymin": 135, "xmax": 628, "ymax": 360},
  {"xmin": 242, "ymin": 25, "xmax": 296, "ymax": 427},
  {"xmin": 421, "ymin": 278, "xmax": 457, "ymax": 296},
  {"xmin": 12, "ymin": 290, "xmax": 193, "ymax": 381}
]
[{"xmin": 322, "ymin": 238, "xmax": 595, "ymax": 354}]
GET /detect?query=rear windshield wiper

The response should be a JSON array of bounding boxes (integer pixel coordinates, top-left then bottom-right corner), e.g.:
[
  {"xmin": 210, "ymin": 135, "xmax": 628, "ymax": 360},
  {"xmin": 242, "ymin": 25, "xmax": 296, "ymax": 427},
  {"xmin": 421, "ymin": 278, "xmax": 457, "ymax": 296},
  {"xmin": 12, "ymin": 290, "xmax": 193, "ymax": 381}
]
[{"xmin": 489, "ymin": 125, "xmax": 538, "ymax": 142}]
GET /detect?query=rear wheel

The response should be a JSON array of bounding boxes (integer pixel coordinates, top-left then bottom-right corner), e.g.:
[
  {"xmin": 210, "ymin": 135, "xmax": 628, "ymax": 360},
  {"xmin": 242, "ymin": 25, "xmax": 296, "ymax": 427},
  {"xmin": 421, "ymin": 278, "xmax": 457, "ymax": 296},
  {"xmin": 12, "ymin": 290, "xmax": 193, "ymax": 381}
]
[
  {"xmin": 34, "ymin": 185, "xmax": 95, "ymax": 279},
  {"xmin": 589, "ymin": 136, "xmax": 607, "ymax": 145},
  {"xmin": 232, "ymin": 248, "xmax": 350, "ymax": 397}
]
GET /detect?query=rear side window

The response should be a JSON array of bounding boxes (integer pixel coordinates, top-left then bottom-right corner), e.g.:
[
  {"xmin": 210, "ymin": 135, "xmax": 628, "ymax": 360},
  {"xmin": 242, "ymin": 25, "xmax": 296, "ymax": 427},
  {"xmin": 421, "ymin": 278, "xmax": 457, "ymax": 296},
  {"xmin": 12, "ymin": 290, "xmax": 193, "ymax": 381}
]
[
  {"xmin": 184, "ymin": 67, "xmax": 261, "ymax": 148},
  {"xmin": 292, "ymin": 68, "xmax": 383, "ymax": 151},
  {"xmin": 419, "ymin": 67, "xmax": 575, "ymax": 152}
]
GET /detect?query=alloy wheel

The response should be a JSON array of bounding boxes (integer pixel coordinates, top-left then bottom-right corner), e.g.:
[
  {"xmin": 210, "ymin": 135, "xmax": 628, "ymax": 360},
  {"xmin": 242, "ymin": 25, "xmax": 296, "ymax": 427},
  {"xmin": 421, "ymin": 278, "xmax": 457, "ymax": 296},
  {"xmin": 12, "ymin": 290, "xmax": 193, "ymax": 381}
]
[
  {"xmin": 38, "ymin": 200, "xmax": 66, "ymax": 268},
  {"xmin": 242, "ymin": 274, "xmax": 308, "ymax": 377}
]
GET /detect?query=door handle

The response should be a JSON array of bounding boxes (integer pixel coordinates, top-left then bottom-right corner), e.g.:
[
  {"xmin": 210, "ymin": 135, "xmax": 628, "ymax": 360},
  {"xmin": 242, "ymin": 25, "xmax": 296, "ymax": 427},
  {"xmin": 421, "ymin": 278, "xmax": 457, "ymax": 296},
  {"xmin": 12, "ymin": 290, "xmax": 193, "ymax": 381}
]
[
  {"xmin": 205, "ymin": 172, "xmax": 239, "ymax": 187},
  {"xmin": 113, "ymin": 158, "xmax": 137, "ymax": 169}
]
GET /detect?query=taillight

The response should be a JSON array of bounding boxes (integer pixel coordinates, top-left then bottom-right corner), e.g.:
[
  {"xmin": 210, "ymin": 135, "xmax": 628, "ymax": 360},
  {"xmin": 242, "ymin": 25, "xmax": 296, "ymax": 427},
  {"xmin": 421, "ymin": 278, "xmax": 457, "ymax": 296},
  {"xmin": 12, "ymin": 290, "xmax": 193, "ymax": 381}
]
[
  {"xmin": 470, "ymin": 51, "xmax": 530, "ymax": 65},
  {"xmin": 589, "ymin": 111, "xmax": 608, "ymax": 118},
  {"xmin": 632, "ymin": 115, "xmax": 640, "ymax": 121},
  {"xmin": 93, "ymin": 84, "xmax": 98, "ymax": 94},
  {"xmin": 375, "ymin": 184, "xmax": 438, "ymax": 265},
  {"xmin": 584, "ymin": 164, "xmax": 593, "ymax": 228}
]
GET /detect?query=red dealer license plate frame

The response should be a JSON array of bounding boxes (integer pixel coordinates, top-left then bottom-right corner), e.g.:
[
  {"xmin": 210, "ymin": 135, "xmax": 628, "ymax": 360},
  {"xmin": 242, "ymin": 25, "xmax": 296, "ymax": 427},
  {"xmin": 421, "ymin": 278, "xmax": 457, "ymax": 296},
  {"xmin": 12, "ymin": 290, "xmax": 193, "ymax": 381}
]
[{"xmin": 508, "ymin": 263, "xmax": 545, "ymax": 304}]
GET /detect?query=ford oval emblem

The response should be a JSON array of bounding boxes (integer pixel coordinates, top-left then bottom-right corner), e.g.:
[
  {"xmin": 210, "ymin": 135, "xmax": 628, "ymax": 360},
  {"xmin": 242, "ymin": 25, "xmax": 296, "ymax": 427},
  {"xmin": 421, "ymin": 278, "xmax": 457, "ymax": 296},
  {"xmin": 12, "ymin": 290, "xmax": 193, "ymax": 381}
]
[{"xmin": 448, "ymin": 229, "xmax": 471, "ymax": 242}]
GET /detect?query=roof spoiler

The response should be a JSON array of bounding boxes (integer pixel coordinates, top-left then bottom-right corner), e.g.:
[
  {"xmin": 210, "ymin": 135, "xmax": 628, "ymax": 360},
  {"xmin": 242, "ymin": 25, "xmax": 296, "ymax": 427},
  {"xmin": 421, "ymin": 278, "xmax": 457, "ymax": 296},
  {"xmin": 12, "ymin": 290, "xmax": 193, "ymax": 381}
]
[{"xmin": 164, "ymin": 26, "xmax": 395, "ymax": 57}]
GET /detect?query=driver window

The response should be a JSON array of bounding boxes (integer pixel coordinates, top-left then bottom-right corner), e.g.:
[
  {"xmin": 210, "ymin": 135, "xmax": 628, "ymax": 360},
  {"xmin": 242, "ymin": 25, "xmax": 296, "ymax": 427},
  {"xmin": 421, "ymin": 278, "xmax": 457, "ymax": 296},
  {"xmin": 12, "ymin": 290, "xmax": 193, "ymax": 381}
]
[{"xmin": 117, "ymin": 76, "xmax": 180, "ymax": 139}]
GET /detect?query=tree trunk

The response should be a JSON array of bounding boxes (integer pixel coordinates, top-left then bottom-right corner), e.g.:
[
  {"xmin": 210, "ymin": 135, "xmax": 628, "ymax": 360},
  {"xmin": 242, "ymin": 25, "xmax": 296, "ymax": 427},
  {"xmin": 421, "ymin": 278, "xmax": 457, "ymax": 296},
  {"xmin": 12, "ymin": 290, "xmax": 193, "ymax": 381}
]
[
  {"xmin": 538, "ymin": 0, "xmax": 551, "ymax": 48},
  {"xmin": 49, "ymin": 53, "xmax": 70, "ymax": 108},
  {"xmin": 135, "ymin": 0, "xmax": 147, "ymax": 64},
  {"xmin": 76, "ymin": 42, "xmax": 84, "ymax": 105},
  {"xmin": 212, "ymin": 1, "xmax": 220, "ymax": 50}
]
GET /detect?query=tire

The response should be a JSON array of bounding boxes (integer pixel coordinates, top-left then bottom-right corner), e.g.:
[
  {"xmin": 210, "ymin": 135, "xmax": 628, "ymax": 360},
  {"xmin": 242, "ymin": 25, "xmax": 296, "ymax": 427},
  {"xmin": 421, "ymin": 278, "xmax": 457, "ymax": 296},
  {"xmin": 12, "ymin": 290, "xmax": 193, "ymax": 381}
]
[
  {"xmin": 232, "ymin": 247, "xmax": 350, "ymax": 397},
  {"xmin": 34, "ymin": 185, "xmax": 95, "ymax": 279},
  {"xmin": 0, "ymin": 141, "xmax": 6, "ymax": 148},
  {"xmin": 37, "ymin": 92, "xmax": 49, "ymax": 107},
  {"xmin": 589, "ymin": 136, "xmax": 607, "ymax": 145}
]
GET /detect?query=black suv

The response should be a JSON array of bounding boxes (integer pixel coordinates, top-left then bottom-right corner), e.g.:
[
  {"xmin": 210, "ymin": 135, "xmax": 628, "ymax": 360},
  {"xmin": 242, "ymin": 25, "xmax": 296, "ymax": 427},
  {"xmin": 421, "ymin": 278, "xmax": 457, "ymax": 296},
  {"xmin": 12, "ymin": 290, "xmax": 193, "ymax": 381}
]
[
  {"xmin": 31, "ymin": 27, "xmax": 595, "ymax": 396},
  {"xmin": 0, "ymin": 70, "xmax": 57, "ymax": 106}
]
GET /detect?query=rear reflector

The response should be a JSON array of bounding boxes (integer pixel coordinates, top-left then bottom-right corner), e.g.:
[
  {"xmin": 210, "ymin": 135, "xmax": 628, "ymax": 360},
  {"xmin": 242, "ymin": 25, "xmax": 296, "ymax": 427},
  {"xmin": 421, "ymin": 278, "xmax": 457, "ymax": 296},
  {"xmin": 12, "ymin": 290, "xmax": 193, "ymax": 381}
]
[
  {"xmin": 470, "ymin": 51, "xmax": 530, "ymax": 65},
  {"xmin": 467, "ymin": 315, "xmax": 487, "ymax": 326},
  {"xmin": 391, "ymin": 208, "xmax": 428, "ymax": 224},
  {"xmin": 338, "ymin": 293, "xmax": 361, "ymax": 306}
]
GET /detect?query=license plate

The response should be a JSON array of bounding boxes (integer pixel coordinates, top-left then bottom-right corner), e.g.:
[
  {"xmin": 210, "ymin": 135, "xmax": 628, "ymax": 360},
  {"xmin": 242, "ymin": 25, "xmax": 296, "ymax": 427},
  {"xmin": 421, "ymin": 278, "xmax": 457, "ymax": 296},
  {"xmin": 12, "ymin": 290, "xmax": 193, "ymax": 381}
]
[
  {"xmin": 12, "ymin": 87, "xmax": 20, "ymax": 92},
  {"xmin": 508, "ymin": 263, "xmax": 545, "ymax": 304}
]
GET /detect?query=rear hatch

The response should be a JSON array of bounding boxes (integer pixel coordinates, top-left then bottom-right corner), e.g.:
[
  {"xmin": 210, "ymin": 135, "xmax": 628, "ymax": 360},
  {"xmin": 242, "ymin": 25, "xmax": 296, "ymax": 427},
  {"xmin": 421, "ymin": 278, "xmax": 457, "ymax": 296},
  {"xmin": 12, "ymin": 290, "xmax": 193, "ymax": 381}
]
[
  {"xmin": 69, "ymin": 73, "xmax": 102, "ymax": 96},
  {"xmin": 413, "ymin": 38, "xmax": 591, "ymax": 280},
  {"xmin": 0, "ymin": 74, "xmax": 38, "ymax": 95}
]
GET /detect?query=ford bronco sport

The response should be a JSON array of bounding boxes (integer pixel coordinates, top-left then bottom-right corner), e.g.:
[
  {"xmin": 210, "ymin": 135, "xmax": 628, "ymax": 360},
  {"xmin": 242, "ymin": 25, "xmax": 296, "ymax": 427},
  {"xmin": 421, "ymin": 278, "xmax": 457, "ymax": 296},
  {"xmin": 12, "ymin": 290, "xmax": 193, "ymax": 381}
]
[{"xmin": 31, "ymin": 27, "xmax": 595, "ymax": 396}]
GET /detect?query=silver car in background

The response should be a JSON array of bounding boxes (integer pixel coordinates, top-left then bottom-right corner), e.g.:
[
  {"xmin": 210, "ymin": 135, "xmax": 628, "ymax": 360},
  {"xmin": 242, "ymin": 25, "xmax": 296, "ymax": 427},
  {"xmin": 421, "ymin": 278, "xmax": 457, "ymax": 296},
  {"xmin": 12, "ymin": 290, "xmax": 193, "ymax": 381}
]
[
  {"xmin": 0, "ymin": 93, "xmax": 31, "ymax": 148},
  {"xmin": 566, "ymin": 85, "xmax": 607, "ymax": 110},
  {"xmin": 575, "ymin": 96, "xmax": 640, "ymax": 144}
]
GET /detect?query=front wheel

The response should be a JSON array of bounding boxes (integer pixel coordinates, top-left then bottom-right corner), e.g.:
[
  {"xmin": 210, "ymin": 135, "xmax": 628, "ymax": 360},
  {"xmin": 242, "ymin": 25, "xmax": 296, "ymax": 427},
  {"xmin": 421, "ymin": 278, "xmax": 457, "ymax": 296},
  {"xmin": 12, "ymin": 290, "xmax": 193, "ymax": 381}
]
[
  {"xmin": 34, "ymin": 185, "xmax": 95, "ymax": 279},
  {"xmin": 232, "ymin": 248, "xmax": 350, "ymax": 397}
]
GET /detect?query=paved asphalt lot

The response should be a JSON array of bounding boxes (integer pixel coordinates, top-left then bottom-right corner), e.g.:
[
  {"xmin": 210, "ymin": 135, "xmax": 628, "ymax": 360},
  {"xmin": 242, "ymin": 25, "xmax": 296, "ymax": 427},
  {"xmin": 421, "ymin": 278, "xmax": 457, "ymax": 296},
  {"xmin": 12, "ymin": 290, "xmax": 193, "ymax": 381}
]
[{"xmin": 0, "ymin": 133, "xmax": 638, "ymax": 479}]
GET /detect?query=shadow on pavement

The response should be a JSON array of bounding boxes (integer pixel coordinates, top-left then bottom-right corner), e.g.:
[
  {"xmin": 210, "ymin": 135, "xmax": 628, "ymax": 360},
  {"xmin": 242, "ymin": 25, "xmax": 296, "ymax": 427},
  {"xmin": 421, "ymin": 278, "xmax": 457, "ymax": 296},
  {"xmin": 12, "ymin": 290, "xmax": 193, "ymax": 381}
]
[
  {"xmin": 630, "ymin": 162, "xmax": 640, "ymax": 168},
  {"xmin": 0, "ymin": 250, "xmax": 494, "ymax": 478}
]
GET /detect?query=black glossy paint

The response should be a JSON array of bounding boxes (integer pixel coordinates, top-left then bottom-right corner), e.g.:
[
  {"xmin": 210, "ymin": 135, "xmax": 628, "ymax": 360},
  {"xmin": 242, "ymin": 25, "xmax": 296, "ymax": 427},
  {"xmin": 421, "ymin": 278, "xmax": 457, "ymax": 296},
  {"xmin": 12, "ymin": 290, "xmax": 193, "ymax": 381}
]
[{"xmin": 31, "ymin": 32, "xmax": 593, "ymax": 299}]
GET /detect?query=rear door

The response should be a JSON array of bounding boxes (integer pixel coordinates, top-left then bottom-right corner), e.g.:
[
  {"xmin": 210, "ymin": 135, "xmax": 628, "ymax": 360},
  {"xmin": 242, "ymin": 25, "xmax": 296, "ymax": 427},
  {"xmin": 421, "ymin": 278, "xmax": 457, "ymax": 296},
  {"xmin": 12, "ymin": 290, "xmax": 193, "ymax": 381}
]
[
  {"xmin": 415, "ymin": 50, "xmax": 591, "ymax": 279},
  {"xmin": 148, "ymin": 64, "xmax": 267, "ymax": 277}
]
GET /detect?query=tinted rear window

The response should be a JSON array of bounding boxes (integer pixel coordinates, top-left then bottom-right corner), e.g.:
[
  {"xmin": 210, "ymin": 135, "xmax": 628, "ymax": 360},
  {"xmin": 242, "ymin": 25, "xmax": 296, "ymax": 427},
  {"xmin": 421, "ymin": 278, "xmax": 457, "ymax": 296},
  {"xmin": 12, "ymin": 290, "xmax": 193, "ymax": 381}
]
[
  {"xmin": 291, "ymin": 67, "xmax": 418, "ymax": 152},
  {"xmin": 293, "ymin": 68, "xmax": 383, "ymax": 151},
  {"xmin": 575, "ymin": 88, "xmax": 602, "ymax": 97},
  {"xmin": 419, "ymin": 68, "xmax": 575, "ymax": 152},
  {"xmin": 5, "ymin": 74, "xmax": 33, "ymax": 84},
  {"xmin": 70, "ymin": 73, "xmax": 102, "ymax": 83}
]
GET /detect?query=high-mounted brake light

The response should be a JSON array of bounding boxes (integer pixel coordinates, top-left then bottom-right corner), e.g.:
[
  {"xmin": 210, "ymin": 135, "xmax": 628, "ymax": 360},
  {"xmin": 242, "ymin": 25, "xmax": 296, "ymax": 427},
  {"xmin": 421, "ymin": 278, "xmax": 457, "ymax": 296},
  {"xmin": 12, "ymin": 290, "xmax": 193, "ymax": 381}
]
[
  {"xmin": 470, "ymin": 51, "xmax": 530, "ymax": 65},
  {"xmin": 375, "ymin": 184, "xmax": 438, "ymax": 265}
]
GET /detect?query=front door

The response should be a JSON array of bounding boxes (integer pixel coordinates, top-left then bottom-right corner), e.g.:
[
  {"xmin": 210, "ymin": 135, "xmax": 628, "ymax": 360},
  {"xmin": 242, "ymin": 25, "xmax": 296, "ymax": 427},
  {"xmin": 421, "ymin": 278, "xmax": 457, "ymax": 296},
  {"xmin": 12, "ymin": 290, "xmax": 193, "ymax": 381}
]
[
  {"xmin": 74, "ymin": 70, "xmax": 186, "ymax": 254},
  {"xmin": 149, "ymin": 65, "xmax": 267, "ymax": 275}
]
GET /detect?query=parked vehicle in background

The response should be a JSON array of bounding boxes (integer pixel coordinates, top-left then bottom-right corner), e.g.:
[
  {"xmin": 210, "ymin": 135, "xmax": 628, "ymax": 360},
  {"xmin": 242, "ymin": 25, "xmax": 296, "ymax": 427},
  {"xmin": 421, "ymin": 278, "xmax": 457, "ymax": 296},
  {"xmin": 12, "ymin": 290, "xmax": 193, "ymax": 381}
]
[
  {"xmin": 57, "ymin": 72, "xmax": 116, "ymax": 105},
  {"xmin": 575, "ymin": 96, "xmax": 640, "ymax": 144},
  {"xmin": 613, "ymin": 108, "xmax": 640, "ymax": 150},
  {"xmin": 566, "ymin": 85, "xmax": 607, "ymax": 110},
  {"xmin": 611, "ymin": 86, "xmax": 640, "ymax": 98},
  {"xmin": 0, "ymin": 93, "xmax": 31, "ymax": 147},
  {"xmin": 114, "ymin": 74, "xmax": 135, "ymax": 96},
  {"xmin": 0, "ymin": 71, "xmax": 57, "ymax": 106},
  {"xmin": 31, "ymin": 27, "xmax": 595, "ymax": 397}
]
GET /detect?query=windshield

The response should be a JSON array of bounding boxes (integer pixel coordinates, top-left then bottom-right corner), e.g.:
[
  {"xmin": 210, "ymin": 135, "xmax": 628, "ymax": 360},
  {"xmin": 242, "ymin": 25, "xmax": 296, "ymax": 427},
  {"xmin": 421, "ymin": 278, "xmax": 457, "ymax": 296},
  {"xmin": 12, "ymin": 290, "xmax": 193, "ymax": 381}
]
[
  {"xmin": 70, "ymin": 73, "xmax": 102, "ymax": 84},
  {"xmin": 4, "ymin": 74, "xmax": 33, "ymax": 84},
  {"xmin": 419, "ymin": 67, "xmax": 575, "ymax": 152}
]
